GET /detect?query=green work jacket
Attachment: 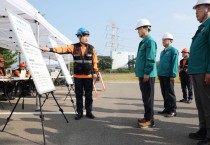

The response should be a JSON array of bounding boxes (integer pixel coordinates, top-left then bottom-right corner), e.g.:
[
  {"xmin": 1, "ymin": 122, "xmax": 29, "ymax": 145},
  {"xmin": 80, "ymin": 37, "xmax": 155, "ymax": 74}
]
[
  {"xmin": 158, "ymin": 46, "xmax": 179, "ymax": 78},
  {"xmin": 135, "ymin": 35, "xmax": 157, "ymax": 78},
  {"xmin": 188, "ymin": 17, "xmax": 210, "ymax": 74}
]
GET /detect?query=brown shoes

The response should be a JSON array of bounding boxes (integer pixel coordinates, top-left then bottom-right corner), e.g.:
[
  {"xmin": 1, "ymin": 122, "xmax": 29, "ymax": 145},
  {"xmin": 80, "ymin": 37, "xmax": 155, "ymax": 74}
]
[
  {"xmin": 138, "ymin": 119, "xmax": 155, "ymax": 128},
  {"xmin": 137, "ymin": 118, "xmax": 146, "ymax": 123}
]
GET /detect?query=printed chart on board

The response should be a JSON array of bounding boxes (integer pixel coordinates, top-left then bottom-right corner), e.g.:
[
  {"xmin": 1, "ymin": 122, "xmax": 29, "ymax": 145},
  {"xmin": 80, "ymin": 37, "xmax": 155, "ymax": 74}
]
[{"xmin": 7, "ymin": 9, "xmax": 55, "ymax": 94}]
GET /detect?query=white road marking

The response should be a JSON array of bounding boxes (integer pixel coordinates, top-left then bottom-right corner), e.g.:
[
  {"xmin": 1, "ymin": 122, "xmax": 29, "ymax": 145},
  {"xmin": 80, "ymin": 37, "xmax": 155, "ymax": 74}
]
[{"xmin": 0, "ymin": 112, "xmax": 76, "ymax": 115}]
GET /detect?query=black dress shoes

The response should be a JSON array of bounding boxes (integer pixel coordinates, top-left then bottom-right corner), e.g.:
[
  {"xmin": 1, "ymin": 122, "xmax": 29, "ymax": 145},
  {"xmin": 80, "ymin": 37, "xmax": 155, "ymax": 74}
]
[
  {"xmin": 197, "ymin": 138, "xmax": 210, "ymax": 145},
  {"xmin": 187, "ymin": 99, "xmax": 192, "ymax": 104},
  {"xmin": 158, "ymin": 109, "xmax": 168, "ymax": 114},
  {"xmin": 0, "ymin": 94, "xmax": 8, "ymax": 101},
  {"xmin": 86, "ymin": 112, "xmax": 95, "ymax": 119},
  {"xmin": 0, "ymin": 97, "xmax": 7, "ymax": 101},
  {"xmin": 8, "ymin": 97, "xmax": 15, "ymax": 100},
  {"xmin": 189, "ymin": 129, "xmax": 206, "ymax": 140},
  {"xmin": 75, "ymin": 112, "xmax": 83, "ymax": 120},
  {"xmin": 180, "ymin": 98, "xmax": 187, "ymax": 102},
  {"xmin": 165, "ymin": 112, "xmax": 177, "ymax": 117}
]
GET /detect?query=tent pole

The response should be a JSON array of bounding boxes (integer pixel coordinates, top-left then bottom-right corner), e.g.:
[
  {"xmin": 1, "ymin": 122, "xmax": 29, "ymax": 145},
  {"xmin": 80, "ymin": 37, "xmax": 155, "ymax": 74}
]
[
  {"xmin": 18, "ymin": 52, "xmax": 21, "ymax": 64},
  {"xmin": 35, "ymin": 20, "xmax": 40, "ymax": 111},
  {"xmin": 49, "ymin": 56, "xmax": 50, "ymax": 65}
]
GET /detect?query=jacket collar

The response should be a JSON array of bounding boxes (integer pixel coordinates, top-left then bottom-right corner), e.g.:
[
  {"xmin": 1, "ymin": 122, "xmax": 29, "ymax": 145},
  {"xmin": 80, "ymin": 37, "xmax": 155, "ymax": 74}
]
[
  {"xmin": 141, "ymin": 35, "xmax": 151, "ymax": 43},
  {"xmin": 199, "ymin": 17, "xmax": 210, "ymax": 30},
  {"xmin": 164, "ymin": 45, "xmax": 172, "ymax": 52}
]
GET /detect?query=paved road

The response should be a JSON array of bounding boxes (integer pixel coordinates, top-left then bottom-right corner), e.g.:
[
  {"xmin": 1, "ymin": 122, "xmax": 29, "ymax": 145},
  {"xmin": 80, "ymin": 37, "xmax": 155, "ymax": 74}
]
[{"xmin": 0, "ymin": 81, "xmax": 199, "ymax": 145}]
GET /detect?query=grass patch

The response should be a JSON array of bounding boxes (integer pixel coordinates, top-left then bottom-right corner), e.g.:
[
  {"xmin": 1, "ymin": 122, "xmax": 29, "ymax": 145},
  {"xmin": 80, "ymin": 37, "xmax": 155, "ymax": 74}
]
[
  {"xmin": 101, "ymin": 73, "xmax": 137, "ymax": 81},
  {"xmin": 100, "ymin": 73, "xmax": 180, "ymax": 83}
]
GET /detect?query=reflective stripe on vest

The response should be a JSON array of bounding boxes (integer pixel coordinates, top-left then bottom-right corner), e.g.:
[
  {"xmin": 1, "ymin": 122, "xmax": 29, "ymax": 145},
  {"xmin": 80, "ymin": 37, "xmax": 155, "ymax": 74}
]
[{"xmin": 74, "ymin": 60, "xmax": 92, "ymax": 63}]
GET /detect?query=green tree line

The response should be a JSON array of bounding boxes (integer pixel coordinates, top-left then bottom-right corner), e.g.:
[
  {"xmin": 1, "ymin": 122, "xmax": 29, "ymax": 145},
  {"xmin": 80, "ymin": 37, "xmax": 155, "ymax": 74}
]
[{"xmin": 0, "ymin": 47, "xmax": 18, "ymax": 68}]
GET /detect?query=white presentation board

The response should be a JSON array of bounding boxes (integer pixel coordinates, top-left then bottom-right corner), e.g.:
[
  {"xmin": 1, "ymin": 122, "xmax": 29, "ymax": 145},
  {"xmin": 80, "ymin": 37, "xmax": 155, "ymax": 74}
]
[
  {"xmin": 7, "ymin": 9, "xmax": 55, "ymax": 94},
  {"xmin": 49, "ymin": 37, "xmax": 73, "ymax": 85}
]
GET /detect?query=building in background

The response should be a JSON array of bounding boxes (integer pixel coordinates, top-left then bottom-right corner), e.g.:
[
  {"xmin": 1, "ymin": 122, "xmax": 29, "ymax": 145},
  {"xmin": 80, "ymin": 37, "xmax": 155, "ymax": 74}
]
[{"xmin": 111, "ymin": 51, "xmax": 135, "ymax": 69}]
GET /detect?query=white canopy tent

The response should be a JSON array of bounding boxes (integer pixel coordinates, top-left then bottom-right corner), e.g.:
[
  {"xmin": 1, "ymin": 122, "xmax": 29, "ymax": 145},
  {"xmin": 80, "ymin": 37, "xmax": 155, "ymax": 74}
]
[{"xmin": 0, "ymin": 0, "xmax": 73, "ymax": 64}]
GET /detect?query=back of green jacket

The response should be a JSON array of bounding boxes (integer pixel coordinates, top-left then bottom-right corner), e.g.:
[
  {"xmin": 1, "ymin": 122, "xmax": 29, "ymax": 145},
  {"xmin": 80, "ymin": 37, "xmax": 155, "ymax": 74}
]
[
  {"xmin": 158, "ymin": 46, "xmax": 179, "ymax": 78},
  {"xmin": 135, "ymin": 35, "xmax": 157, "ymax": 78}
]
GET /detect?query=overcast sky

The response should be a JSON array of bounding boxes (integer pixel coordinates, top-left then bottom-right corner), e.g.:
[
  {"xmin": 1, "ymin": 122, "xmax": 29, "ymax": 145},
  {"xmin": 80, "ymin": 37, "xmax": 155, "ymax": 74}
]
[{"xmin": 28, "ymin": 0, "xmax": 199, "ymax": 60}]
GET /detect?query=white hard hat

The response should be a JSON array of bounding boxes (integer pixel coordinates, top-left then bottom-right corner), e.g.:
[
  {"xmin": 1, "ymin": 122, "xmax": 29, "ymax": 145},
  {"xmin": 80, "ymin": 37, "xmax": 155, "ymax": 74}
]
[
  {"xmin": 135, "ymin": 19, "xmax": 151, "ymax": 30},
  {"xmin": 162, "ymin": 32, "xmax": 174, "ymax": 40},
  {"xmin": 193, "ymin": 0, "xmax": 210, "ymax": 9}
]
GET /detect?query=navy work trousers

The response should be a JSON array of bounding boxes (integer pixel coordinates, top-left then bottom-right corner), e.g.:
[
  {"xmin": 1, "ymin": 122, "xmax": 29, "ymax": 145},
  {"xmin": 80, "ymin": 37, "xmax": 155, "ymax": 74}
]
[
  {"xmin": 180, "ymin": 71, "xmax": 193, "ymax": 100},
  {"xmin": 74, "ymin": 78, "xmax": 93, "ymax": 113},
  {"xmin": 192, "ymin": 74, "xmax": 210, "ymax": 138},
  {"xmin": 139, "ymin": 77, "xmax": 155, "ymax": 120},
  {"xmin": 159, "ymin": 76, "xmax": 177, "ymax": 113}
]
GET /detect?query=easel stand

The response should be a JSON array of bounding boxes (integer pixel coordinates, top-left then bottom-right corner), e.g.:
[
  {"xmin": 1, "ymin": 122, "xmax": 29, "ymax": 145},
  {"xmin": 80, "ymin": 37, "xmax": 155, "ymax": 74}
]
[
  {"xmin": 54, "ymin": 70, "xmax": 62, "ymax": 86},
  {"xmin": 2, "ymin": 90, "xmax": 69, "ymax": 145},
  {"xmin": 64, "ymin": 84, "xmax": 77, "ymax": 114},
  {"xmin": 41, "ymin": 92, "xmax": 50, "ymax": 107},
  {"xmin": 53, "ymin": 70, "xmax": 76, "ymax": 114}
]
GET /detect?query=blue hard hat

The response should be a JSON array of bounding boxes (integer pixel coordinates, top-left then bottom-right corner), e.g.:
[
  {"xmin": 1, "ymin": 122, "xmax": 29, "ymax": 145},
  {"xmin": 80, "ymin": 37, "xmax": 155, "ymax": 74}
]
[{"xmin": 76, "ymin": 27, "xmax": 90, "ymax": 36}]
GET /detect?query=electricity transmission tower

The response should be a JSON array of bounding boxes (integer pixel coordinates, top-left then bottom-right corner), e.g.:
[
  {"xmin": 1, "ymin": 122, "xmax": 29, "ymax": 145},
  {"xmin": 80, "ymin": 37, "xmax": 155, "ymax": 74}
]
[{"xmin": 105, "ymin": 22, "xmax": 119, "ymax": 52}]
